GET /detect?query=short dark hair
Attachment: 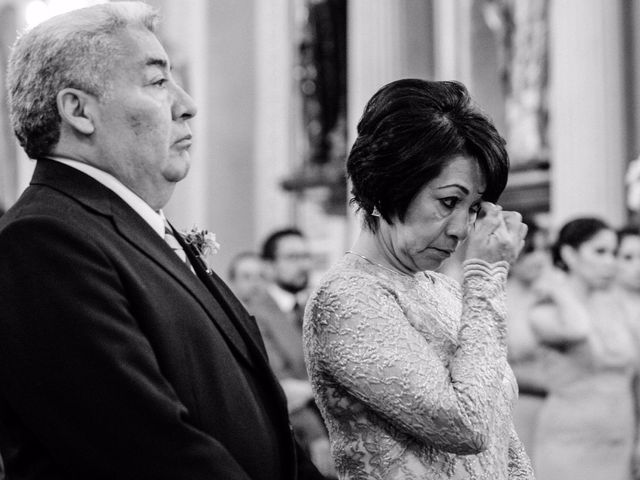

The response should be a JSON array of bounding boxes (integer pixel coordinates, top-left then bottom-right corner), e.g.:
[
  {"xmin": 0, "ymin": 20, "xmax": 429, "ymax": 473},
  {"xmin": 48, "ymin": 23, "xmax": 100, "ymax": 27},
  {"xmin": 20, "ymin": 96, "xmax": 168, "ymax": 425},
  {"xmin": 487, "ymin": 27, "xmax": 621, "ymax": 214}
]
[
  {"xmin": 261, "ymin": 228, "xmax": 304, "ymax": 261},
  {"xmin": 618, "ymin": 225, "xmax": 640, "ymax": 245},
  {"xmin": 551, "ymin": 217, "xmax": 611, "ymax": 271},
  {"xmin": 347, "ymin": 78, "xmax": 509, "ymax": 231}
]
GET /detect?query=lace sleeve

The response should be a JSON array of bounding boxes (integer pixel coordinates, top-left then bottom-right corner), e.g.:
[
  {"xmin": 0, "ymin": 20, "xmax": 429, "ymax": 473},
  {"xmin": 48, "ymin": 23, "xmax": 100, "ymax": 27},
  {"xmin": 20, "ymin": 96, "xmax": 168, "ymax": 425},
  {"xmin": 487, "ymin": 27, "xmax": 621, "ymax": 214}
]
[
  {"xmin": 306, "ymin": 259, "xmax": 510, "ymax": 455},
  {"xmin": 507, "ymin": 423, "xmax": 535, "ymax": 479}
]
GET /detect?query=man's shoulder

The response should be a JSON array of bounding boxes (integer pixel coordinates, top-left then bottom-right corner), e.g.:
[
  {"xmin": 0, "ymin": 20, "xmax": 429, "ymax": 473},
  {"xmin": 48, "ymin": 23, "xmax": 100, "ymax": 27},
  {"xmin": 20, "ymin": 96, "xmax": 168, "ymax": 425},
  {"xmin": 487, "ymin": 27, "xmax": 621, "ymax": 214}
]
[
  {"xmin": 245, "ymin": 289, "xmax": 281, "ymax": 314},
  {"xmin": 0, "ymin": 179, "xmax": 145, "ymax": 257},
  {"xmin": 244, "ymin": 289, "xmax": 292, "ymax": 328},
  {"xmin": 1, "ymin": 181, "xmax": 106, "ymax": 233}
]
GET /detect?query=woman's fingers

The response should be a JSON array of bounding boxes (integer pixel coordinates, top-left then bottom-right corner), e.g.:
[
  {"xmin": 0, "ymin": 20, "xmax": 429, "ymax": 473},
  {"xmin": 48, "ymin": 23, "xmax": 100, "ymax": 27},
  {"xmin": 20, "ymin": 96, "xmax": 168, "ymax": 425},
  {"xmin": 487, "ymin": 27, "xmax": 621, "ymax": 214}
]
[
  {"xmin": 502, "ymin": 210, "xmax": 525, "ymax": 235},
  {"xmin": 474, "ymin": 202, "xmax": 503, "ymax": 235},
  {"xmin": 467, "ymin": 203, "xmax": 527, "ymax": 264}
]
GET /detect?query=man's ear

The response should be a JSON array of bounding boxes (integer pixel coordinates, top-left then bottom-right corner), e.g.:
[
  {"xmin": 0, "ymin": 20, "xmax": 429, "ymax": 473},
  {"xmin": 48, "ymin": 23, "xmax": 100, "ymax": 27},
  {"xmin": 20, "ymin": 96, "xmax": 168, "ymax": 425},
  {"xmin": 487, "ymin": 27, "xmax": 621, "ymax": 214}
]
[{"xmin": 56, "ymin": 88, "xmax": 96, "ymax": 135}]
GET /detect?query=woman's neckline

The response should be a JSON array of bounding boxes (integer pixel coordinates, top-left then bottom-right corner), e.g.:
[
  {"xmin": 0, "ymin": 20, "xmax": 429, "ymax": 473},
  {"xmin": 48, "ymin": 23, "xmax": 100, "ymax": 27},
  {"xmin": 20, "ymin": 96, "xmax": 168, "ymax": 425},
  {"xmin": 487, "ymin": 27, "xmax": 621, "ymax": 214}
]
[{"xmin": 345, "ymin": 250, "xmax": 434, "ymax": 283}]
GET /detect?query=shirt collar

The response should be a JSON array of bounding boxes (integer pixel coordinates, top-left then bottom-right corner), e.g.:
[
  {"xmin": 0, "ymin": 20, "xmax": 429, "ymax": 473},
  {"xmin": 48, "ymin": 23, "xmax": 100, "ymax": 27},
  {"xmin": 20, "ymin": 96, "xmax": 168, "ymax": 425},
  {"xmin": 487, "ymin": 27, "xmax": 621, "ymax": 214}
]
[
  {"xmin": 267, "ymin": 283, "xmax": 297, "ymax": 312},
  {"xmin": 47, "ymin": 157, "xmax": 165, "ymax": 238}
]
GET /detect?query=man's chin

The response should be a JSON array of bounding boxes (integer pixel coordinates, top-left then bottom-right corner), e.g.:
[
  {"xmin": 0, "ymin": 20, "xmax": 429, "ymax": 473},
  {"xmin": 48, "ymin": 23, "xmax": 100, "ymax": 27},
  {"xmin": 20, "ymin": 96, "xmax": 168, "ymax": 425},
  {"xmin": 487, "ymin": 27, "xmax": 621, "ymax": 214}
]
[{"xmin": 163, "ymin": 157, "xmax": 191, "ymax": 182}]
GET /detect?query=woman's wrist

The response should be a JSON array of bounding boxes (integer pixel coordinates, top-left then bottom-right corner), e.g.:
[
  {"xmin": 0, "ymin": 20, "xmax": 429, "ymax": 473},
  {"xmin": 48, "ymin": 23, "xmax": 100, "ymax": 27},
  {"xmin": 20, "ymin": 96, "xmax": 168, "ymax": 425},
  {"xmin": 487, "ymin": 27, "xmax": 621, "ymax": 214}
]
[{"xmin": 462, "ymin": 258, "xmax": 509, "ymax": 280}]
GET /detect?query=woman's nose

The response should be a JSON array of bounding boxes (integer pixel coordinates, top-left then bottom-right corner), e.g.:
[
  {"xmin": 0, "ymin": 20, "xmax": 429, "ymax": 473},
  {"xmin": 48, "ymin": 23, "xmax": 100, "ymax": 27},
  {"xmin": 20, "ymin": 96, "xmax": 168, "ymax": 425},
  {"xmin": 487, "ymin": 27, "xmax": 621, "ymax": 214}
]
[{"xmin": 447, "ymin": 210, "xmax": 471, "ymax": 241}]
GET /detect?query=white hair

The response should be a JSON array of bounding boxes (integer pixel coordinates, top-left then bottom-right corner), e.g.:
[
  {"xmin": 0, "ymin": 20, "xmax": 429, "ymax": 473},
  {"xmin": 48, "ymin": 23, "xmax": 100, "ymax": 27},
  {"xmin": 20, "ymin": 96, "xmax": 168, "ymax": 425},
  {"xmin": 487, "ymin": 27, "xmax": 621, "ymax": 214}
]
[{"xmin": 7, "ymin": 1, "xmax": 160, "ymax": 158}]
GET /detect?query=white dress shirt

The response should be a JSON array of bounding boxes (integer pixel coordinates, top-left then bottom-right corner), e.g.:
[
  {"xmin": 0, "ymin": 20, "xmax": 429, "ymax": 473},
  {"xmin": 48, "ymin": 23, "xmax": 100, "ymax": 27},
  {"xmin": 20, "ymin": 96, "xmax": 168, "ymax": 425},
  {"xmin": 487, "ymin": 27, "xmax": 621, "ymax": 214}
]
[
  {"xmin": 48, "ymin": 157, "xmax": 165, "ymax": 238},
  {"xmin": 267, "ymin": 283, "xmax": 297, "ymax": 314}
]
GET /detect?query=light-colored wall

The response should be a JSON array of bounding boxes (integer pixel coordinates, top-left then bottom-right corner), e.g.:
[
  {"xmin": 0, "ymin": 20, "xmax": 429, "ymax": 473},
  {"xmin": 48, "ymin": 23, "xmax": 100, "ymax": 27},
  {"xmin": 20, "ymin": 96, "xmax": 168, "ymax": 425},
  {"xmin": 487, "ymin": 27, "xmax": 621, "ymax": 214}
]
[{"xmin": 155, "ymin": 0, "xmax": 259, "ymax": 276}]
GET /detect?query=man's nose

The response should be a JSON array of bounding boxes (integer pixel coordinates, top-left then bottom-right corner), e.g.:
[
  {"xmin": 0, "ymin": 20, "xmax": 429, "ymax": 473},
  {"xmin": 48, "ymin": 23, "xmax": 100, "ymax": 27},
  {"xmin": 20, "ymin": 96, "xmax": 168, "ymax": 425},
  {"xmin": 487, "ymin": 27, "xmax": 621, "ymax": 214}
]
[{"xmin": 172, "ymin": 83, "xmax": 197, "ymax": 120}]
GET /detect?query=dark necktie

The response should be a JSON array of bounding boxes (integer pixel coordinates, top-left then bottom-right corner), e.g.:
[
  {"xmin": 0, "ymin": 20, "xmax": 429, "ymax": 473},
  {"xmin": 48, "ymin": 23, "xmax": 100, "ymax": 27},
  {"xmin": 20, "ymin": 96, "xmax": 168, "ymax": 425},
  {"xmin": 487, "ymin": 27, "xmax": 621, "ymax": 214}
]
[{"xmin": 292, "ymin": 300, "xmax": 304, "ymax": 329}]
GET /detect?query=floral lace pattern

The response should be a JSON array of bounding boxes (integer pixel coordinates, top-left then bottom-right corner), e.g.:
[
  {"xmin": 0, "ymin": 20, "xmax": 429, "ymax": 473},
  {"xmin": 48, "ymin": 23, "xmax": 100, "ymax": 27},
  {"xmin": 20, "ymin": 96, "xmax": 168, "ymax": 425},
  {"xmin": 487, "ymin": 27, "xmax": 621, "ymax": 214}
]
[{"xmin": 303, "ymin": 254, "xmax": 534, "ymax": 479}]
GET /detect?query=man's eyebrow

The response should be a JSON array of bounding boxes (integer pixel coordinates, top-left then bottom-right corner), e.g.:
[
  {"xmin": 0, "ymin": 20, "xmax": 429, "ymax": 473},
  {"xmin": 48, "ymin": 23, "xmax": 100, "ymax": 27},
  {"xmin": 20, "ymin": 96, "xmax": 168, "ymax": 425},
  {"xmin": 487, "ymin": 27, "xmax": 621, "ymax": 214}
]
[{"xmin": 145, "ymin": 57, "xmax": 169, "ymax": 70}]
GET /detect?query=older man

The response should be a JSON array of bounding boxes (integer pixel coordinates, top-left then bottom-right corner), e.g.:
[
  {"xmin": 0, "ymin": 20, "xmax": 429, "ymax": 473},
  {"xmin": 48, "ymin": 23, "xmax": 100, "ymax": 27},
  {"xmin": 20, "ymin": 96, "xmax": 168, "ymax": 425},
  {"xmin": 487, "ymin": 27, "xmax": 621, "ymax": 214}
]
[{"xmin": 0, "ymin": 3, "xmax": 324, "ymax": 479}]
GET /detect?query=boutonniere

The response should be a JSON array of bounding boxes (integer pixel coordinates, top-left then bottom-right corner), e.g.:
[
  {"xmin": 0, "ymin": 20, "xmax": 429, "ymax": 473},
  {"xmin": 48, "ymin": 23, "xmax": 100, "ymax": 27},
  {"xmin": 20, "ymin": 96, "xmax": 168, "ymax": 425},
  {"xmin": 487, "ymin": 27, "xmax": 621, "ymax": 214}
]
[{"xmin": 181, "ymin": 225, "xmax": 220, "ymax": 273}]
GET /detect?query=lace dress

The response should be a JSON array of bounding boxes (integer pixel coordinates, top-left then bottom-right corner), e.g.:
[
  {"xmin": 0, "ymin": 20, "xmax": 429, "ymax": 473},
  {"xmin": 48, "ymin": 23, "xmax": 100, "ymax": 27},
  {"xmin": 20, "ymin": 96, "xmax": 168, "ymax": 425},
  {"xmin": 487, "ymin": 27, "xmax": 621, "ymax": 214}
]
[{"xmin": 303, "ymin": 254, "xmax": 534, "ymax": 479}]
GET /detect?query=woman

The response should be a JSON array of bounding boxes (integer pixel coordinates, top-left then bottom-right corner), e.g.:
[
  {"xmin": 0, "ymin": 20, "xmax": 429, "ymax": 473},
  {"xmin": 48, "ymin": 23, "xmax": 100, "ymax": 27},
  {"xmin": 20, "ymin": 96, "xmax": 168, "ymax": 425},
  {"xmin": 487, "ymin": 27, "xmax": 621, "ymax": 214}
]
[
  {"xmin": 506, "ymin": 219, "xmax": 551, "ymax": 460},
  {"xmin": 303, "ymin": 79, "xmax": 532, "ymax": 479},
  {"xmin": 530, "ymin": 217, "xmax": 639, "ymax": 480},
  {"xmin": 615, "ymin": 225, "xmax": 640, "ymax": 316}
]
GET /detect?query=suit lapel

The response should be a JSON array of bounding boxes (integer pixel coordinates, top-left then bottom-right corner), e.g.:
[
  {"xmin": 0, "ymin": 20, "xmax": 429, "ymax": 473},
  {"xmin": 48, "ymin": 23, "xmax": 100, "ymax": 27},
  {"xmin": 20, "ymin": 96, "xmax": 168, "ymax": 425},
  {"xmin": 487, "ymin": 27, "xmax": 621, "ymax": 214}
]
[
  {"xmin": 179, "ymin": 236, "xmax": 270, "ymax": 364},
  {"xmin": 31, "ymin": 160, "xmax": 258, "ymax": 370},
  {"xmin": 112, "ymin": 210, "xmax": 259, "ymax": 370}
]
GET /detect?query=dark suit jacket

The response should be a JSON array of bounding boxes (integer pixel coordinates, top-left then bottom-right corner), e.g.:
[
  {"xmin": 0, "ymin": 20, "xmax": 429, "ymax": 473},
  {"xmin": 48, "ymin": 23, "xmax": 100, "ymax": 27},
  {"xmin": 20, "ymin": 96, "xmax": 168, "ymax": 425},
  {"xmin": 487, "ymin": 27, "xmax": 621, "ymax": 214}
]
[
  {"xmin": 244, "ymin": 291, "xmax": 329, "ymax": 453},
  {"xmin": 245, "ymin": 291, "xmax": 308, "ymax": 381},
  {"xmin": 0, "ymin": 160, "xmax": 324, "ymax": 480}
]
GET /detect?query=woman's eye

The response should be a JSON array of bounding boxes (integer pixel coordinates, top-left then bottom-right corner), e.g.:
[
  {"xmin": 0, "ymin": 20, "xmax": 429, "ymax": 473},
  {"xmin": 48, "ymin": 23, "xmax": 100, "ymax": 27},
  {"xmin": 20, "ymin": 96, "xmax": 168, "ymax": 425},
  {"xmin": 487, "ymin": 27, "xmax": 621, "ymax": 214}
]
[
  {"xmin": 440, "ymin": 198, "xmax": 458, "ymax": 209},
  {"xmin": 153, "ymin": 78, "xmax": 168, "ymax": 87}
]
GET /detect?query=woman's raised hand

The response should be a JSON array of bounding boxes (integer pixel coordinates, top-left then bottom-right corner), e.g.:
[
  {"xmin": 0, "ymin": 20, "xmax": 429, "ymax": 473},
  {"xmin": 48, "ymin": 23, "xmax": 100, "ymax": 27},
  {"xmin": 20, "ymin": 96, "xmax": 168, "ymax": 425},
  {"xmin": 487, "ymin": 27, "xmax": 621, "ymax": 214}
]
[{"xmin": 465, "ymin": 202, "xmax": 527, "ymax": 264}]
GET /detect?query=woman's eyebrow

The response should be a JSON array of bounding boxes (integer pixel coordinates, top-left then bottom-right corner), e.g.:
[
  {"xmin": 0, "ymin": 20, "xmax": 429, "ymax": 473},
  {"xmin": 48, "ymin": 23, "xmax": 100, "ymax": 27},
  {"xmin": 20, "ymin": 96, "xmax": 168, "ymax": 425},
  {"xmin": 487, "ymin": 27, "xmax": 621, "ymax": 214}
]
[{"xmin": 436, "ymin": 184, "xmax": 470, "ymax": 194}]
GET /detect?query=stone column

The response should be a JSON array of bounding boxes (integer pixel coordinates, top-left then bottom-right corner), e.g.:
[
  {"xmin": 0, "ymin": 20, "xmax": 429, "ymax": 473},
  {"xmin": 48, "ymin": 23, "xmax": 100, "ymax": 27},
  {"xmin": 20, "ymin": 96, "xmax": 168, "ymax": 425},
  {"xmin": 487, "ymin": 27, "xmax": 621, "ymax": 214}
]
[
  {"xmin": 549, "ymin": 0, "xmax": 626, "ymax": 227},
  {"xmin": 346, "ymin": 0, "xmax": 435, "ymax": 241},
  {"xmin": 253, "ymin": 0, "xmax": 298, "ymax": 242},
  {"xmin": 432, "ymin": 0, "xmax": 474, "ymax": 86},
  {"xmin": 348, "ymin": 0, "xmax": 435, "ymax": 133}
]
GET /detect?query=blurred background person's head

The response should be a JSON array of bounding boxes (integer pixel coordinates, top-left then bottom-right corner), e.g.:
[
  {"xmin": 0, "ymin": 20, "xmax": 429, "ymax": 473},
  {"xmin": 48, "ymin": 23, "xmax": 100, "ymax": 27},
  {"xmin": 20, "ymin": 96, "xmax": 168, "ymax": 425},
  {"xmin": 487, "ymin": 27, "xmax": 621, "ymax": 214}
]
[
  {"xmin": 228, "ymin": 251, "xmax": 266, "ymax": 304},
  {"xmin": 551, "ymin": 217, "xmax": 617, "ymax": 291},
  {"xmin": 509, "ymin": 218, "xmax": 551, "ymax": 287},
  {"xmin": 261, "ymin": 228, "xmax": 312, "ymax": 294},
  {"xmin": 616, "ymin": 226, "xmax": 640, "ymax": 295}
]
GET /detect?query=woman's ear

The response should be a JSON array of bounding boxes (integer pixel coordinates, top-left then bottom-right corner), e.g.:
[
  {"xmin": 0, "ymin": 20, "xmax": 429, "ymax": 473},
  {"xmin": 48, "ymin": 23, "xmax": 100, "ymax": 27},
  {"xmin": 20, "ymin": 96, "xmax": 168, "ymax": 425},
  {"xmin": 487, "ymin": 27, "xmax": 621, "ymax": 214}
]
[{"xmin": 56, "ymin": 88, "xmax": 95, "ymax": 135}]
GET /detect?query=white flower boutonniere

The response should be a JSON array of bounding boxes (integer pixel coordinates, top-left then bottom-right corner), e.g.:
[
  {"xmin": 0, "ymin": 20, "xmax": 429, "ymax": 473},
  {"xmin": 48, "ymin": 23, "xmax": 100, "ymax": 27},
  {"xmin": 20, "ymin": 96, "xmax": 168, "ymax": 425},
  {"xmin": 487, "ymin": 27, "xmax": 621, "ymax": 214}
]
[{"xmin": 182, "ymin": 225, "xmax": 220, "ymax": 273}]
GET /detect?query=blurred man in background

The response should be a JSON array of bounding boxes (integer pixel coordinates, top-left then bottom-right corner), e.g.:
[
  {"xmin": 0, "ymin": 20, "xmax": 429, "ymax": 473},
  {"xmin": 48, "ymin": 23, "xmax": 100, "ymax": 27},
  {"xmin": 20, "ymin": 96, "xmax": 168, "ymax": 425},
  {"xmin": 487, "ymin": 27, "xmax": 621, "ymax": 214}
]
[
  {"xmin": 228, "ymin": 251, "xmax": 268, "ymax": 304},
  {"xmin": 241, "ymin": 228, "xmax": 335, "ymax": 478}
]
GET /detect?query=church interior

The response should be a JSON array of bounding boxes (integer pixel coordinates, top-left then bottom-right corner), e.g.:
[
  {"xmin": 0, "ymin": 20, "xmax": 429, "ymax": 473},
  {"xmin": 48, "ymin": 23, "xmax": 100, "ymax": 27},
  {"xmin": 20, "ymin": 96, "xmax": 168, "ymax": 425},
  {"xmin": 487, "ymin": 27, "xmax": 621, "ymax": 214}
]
[{"xmin": 0, "ymin": 0, "xmax": 637, "ymax": 280}]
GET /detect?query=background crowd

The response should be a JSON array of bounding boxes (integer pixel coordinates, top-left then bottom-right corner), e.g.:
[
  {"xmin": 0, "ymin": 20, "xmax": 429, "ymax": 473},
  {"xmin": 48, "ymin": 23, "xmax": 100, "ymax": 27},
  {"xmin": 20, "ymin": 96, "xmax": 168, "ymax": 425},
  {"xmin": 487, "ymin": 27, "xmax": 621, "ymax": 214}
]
[{"xmin": 227, "ymin": 213, "xmax": 640, "ymax": 479}]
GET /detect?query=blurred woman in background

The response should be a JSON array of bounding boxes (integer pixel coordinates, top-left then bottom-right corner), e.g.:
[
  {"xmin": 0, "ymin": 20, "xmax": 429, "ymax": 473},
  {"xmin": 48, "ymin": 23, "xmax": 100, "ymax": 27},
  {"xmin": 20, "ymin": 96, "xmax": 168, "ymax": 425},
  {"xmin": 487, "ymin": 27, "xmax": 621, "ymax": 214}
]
[
  {"xmin": 614, "ymin": 226, "xmax": 640, "ymax": 318},
  {"xmin": 530, "ymin": 217, "xmax": 640, "ymax": 480},
  {"xmin": 506, "ymin": 218, "xmax": 551, "ymax": 461}
]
